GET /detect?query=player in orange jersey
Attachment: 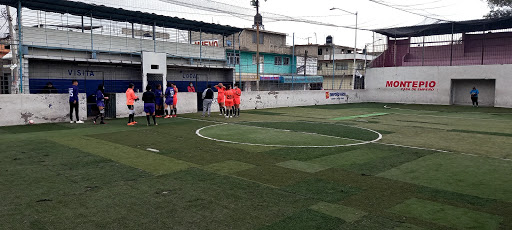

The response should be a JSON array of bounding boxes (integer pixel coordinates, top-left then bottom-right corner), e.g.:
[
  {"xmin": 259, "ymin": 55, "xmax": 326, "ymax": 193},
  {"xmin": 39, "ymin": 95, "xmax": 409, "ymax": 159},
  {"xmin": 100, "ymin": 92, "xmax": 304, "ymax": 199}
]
[
  {"xmin": 172, "ymin": 83, "xmax": 178, "ymax": 117},
  {"xmin": 126, "ymin": 83, "xmax": 139, "ymax": 125},
  {"xmin": 215, "ymin": 83, "xmax": 226, "ymax": 116},
  {"xmin": 224, "ymin": 84, "xmax": 235, "ymax": 118},
  {"xmin": 233, "ymin": 83, "xmax": 241, "ymax": 117}
]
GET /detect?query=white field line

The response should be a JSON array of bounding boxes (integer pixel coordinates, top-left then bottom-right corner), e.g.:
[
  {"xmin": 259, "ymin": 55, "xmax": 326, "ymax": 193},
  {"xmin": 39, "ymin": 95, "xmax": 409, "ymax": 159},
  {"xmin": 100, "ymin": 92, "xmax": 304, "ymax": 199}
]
[
  {"xmin": 195, "ymin": 123, "xmax": 382, "ymax": 148},
  {"xmin": 182, "ymin": 117, "xmax": 511, "ymax": 162}
]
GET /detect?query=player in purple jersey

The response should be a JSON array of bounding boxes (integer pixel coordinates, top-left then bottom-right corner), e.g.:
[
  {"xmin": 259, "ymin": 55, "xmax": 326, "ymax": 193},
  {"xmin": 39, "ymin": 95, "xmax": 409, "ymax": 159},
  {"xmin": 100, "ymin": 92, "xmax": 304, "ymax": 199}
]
[
  {"xmin": 164, "ymin": 82, "xmax": 175, "ymax": 119},
  {"xmin": 93, "ymin": 84, "xmax": 109, "ymax": 124},
  {"xmin": 155, "ymin": 84, "xmax": 163, "ymax": 117},
  {"xmin": 68, "ymin": 80, "xmax": 83, "ymax": 123}
]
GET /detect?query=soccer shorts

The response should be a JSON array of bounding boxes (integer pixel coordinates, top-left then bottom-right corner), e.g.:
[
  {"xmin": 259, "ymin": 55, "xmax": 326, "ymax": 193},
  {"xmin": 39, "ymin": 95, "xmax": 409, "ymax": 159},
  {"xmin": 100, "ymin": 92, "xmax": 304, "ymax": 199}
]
[
  {"xmin": 234, "ymin": 98, "xmax": 240, "ymax": 105},
  {"xmin": 173, "ymin": 97, "xmax": 178, "ymax": 106},
  {"xmin": 144, "ymin": 103, "xmax": 156, "ymax": 114},
  {"xmin": 225, "ymin": 99, "xmax": 234, "ymax": 107},
  {"xmin": 97, "ymin": 102, "xmax": 105, "ymax": 107},
  {"xmin": 165, "ymin": 98, "xmax": 173, "ymax": 106},
  {"xmin": 217, "ymin": 95, "xmax": 225, "ymax": 103},
  {"xmin": 155, "ymin": 98, "xmax": 163, "ymax": 106}
]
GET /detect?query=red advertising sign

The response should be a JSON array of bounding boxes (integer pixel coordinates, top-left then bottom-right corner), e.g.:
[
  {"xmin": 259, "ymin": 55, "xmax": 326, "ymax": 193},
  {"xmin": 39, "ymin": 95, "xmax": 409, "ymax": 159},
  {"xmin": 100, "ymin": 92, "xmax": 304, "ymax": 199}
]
[{"xmin": 385, "ymin": 81, "xmax": 437, "ymax": 91}]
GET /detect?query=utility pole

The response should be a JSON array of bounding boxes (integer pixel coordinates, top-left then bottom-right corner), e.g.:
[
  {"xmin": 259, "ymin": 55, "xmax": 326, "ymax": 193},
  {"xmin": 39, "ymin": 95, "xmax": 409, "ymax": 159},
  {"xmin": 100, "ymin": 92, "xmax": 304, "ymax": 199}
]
[
  {"xmin": 6, "ymin": 6, "xmax": 18, "ymax": 93},
  {"xmin": 251, "ymin": 0, "xmax": 265, "ymax": 91}
]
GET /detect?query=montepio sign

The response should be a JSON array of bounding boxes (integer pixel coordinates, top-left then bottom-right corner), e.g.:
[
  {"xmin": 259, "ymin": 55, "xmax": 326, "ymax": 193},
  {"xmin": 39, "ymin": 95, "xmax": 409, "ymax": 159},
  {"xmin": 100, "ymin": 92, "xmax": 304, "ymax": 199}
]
[{"xmin": 386, "ymin": 80, "xmax": 437, "ymax": 91}]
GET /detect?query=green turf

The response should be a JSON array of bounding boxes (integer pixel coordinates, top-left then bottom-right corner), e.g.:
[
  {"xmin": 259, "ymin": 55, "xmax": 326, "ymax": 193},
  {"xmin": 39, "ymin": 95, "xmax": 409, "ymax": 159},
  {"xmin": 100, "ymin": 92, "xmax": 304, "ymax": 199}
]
[
  {"xmin": 1, "ymin": 103, "xmax": 512, "ymax": 229},
  {"xmin": 310, "ymin": 202, "xmax": 367, "ymax": 222},
  {"xmin": 389, "ymin": 198, "xmax": 502, "ymax": 230},
  {"xmin": 379, "ymin": 153, "xmax": 512, "ymax": 202},
  {"xmin": 259, "ymin": 209, "xmax": 346, "ymax": 230},
  {"xmin": 282, "ymin": 178, "xmax": 362, "ymax": 203}
]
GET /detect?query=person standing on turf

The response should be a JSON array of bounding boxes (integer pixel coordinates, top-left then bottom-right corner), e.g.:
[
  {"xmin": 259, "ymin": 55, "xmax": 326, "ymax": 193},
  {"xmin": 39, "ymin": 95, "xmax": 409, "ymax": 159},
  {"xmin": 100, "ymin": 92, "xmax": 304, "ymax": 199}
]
[
  {"xmin": 224, "ymin": 84, "xmax": 235, "ymax": 118},
  {"xmin": 164, "ymin": 82, "xmax": 174, "ymax": 119},
  {"xmin": 470, "ymin": 87, "xmax": 479, "ymax": 107},
  {"xmin": 215, "ymin": 83, "xmax": 226, "ymax": 116},
  {"xmin": 155, "ymin": 84, "xmax": 163, "ymax": 117},
  {"xmin": 142, "ymin": 85, "xmax": 158, "ymax": 126},
  {"xmin": 202, "ymin": 84, "xmax": 214, "ymax": 117},
  {"xmin": 233, "ymin": 83, "xmax": 241, "ymax": 117},
  {"xmin": 126, "ymin": 83, "xmax": 139, "ymax": 125},
  {"xmin": 93, "ymin": 84, "xmax": 108, "ymax": 124},
  {"xmin": 172, "ymin": 83, "xmax": 178, "ymax": 117},
  {"xmin": 68, "ymin": 80, "xmax": 83, "ymax": 123}
]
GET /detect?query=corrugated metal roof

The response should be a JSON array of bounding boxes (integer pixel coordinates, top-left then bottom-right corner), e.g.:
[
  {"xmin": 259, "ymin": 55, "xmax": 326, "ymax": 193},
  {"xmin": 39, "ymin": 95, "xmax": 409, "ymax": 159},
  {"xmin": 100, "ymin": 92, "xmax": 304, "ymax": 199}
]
[
  {"xmin": 0, "ymin": 0, "xmax": 243, "ymax": 35},
  {"xmin": 373, "ymin": 16, "xmax": 512, "ymax": 38}
]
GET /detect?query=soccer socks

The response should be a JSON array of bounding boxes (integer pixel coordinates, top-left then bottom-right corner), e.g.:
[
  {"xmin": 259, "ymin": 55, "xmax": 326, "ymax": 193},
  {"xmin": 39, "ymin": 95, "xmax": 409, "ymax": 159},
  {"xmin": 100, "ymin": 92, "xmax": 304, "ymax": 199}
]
[
  {"xmin": 220, "ymin": 107, "xmax": 225, "ymax": 115},
  {"xmin": 152, "ymin": 115, "xmax": 157, "ymax": 124},
  {"xmin": 170, "ymin": 108, "xmax": 174, "ymax": 116},
  {"xmin": 146, "ymin": 115, "xmax": 150, "ymax": 124},
  {"xmin": 173, "ymin": 108, "xmax": 177, "ymax": 116},
  {"xmin": 165, "ymin": 109, "xmax": 168, "ymax": 116},
  {"xmin": 237, "ymin": 108, "xmax": 240, "ymax": 116}
]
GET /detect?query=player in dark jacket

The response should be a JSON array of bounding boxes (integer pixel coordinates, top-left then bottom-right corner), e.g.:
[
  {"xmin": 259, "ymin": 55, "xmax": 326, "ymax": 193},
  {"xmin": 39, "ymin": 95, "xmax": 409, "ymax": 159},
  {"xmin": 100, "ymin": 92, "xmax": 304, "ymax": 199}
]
[
  {"xmin": 93, "ymin": 84, "xmax": 109, "ymax": 124},
  {"xmin": 142, "ymin": 85, "xmax": 158, "ymax": 126}
]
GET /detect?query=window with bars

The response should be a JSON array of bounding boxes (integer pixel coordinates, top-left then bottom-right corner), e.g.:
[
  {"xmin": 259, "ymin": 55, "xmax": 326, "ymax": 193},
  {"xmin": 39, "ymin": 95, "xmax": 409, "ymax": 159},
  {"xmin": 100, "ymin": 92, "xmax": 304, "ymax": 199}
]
[
  {"xmin": 274, "ymin": 56, "xmax": 283, "ymax": 65},
  {"xmin": 336, "ymin": 63, "xmax": 349, "ymax": 70},
  {"xmin": 283, "ymin": 57, "xmax": 290, "ymax": 65},
  {"xmin": 227, "ymin": 52, "xmax": 240, "ymax": 65}
]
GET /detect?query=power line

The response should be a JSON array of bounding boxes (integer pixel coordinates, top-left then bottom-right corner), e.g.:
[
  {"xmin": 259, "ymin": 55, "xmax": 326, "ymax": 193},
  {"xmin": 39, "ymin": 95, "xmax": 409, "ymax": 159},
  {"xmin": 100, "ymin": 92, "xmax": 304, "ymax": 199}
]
[{"xmin": 368, "ymin": 0, "xmax": 452, "ymax": 22}]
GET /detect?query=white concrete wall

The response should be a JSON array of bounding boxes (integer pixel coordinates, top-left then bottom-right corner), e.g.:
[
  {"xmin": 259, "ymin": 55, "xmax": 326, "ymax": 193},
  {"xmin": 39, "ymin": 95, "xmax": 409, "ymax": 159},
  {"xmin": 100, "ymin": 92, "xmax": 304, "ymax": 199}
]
[
  {"xmin": 238, "ymin": 90, "xmax": 364, "ymax": 110},
  {"xmin": 0, "ymin": 94, "xmax": 87, "ymax": 126},
  {"xmin": 365, "ymin": 65, "xmax": 512, "ymax": 108},
  {"xmin": 115, "ymin": 92, "xmax": 197, "ymax": 118}
]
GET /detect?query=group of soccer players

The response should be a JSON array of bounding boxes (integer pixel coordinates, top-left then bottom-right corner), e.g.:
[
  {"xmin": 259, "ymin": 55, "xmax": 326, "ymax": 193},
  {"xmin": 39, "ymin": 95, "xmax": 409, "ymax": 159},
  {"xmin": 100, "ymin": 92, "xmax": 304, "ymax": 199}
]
[
  {"xmin": 68, "ymin": 80, "xmax": 241, "ymax": 126},
  {"xmin": 215, "ymin": 83, "xmax": 241, "ymax": 118},
  {"xmin": 125, "ymin": 82, "xmax": 179, "ymax": 126}
]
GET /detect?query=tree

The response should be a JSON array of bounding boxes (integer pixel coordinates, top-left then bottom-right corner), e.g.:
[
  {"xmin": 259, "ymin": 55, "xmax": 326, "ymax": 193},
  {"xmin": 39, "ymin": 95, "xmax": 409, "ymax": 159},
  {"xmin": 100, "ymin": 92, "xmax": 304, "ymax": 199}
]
[{"xmin": 486, "ymin": 0, "xmax": 512, "ymax": 18}]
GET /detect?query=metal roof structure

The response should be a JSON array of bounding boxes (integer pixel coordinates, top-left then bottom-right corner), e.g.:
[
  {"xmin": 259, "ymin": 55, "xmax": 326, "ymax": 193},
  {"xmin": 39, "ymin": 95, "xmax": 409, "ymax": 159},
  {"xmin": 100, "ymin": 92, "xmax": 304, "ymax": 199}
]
[
  {"xmin": 0, "ymin": 0, "xmax": 244, "ymax": 35},
  {"xmin": 373, "ymin": 16, "xmax": 512, "ymax": 38}
]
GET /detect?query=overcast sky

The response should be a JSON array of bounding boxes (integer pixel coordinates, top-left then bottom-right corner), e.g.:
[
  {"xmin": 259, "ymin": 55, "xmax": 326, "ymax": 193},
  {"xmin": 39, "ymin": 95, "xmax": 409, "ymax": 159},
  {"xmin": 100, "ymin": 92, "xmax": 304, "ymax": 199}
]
[{"xmin": 20, "ymin": 0, "xmax": 494, "ymax": 49}]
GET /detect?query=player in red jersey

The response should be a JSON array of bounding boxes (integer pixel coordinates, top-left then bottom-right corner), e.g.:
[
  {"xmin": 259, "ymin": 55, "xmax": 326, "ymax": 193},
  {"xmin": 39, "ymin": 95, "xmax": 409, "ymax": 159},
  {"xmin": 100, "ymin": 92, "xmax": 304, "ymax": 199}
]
[
  {"xmin": 233, "ymin": 83, "xmax": 241, "ymax": 117},
  {"xmin": 224, "ymin": 84, "xmax": 235, "ymax": 118},
  {"xmin": 215, "ymin": 83, "xmax": 226, "ymax": 116}
]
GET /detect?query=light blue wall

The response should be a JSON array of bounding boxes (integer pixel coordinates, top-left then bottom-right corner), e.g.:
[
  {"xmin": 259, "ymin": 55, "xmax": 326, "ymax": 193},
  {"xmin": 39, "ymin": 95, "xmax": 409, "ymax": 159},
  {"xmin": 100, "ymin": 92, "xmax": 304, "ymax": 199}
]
[{"xmin": 228, "ymin": 50, "xmax": 296, "ymax": 75}]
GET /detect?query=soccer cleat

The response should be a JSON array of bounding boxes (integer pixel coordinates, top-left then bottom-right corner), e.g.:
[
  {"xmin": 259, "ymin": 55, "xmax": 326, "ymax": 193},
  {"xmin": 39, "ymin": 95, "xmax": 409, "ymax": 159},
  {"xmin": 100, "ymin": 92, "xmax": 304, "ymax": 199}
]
[
  {"xmin": 173, "ymin": 115, "xmax": 177, "ymax": 118},
  {"xmin": 156, "ymin": 115, "xmax": 162, "ymax": 118},
  {"xmin": 127, "ymin": 122, "xmax": 135, "ymax": 126},
  {"xmin": 93, "ymin": 119, "xmax": 97, "ymax": 124},
  {"xmin": 230, "ymin": 116, "xmax": 233, "ymax": 118},
  {"xmin": 100, "ymin": 121, "xmax": 106, "ymax": 124},
  {"xmin": 164, "ymin": 115, "xmax": 171, "ymax": 119},
  {"xmin": 70, "ymin": 121, "xmax": 75, "ymax": 123},
  {"xmin": 133, "ymin": 121, "xmax": 138, "ymax": 124},
  {"xmin": 155, "ymin": 123, "xmax": 158, "ymax": 126},
  {"xmin": 76, "ymin": 120, "xmax": 84, "ymax": 124}
]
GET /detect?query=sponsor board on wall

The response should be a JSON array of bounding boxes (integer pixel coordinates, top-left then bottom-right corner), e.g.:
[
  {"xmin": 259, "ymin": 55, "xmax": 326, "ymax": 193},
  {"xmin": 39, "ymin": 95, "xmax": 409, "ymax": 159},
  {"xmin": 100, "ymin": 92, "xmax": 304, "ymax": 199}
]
[
  {"xmin": 325, "ymin": 91, "xmax": 346, "ymax": 100},
  {"xmin": 385, "ymin": 80, "xmax": 437, "ymax": 91}
]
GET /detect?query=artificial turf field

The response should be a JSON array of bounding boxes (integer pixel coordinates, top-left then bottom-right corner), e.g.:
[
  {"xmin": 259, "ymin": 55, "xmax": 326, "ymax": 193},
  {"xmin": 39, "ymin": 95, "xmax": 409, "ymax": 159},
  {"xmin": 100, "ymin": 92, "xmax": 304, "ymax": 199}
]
[{"xmin": 1, "ymin": 103, "xmax": 512, "ymax": 230}]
